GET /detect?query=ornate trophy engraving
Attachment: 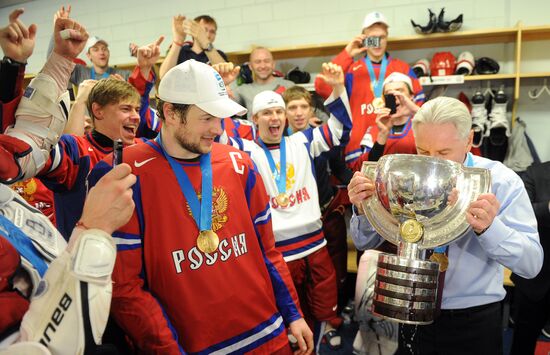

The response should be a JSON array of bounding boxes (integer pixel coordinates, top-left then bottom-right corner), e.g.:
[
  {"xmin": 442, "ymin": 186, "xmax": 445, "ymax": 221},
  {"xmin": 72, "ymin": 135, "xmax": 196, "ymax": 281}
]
[{"xmin": 361, "ymin": 154, "xmax": 491, "ymax": 324}]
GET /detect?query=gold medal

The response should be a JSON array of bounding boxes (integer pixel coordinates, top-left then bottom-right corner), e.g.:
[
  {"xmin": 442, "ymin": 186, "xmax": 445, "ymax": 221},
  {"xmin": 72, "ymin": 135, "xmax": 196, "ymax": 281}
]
[
  {"xmin": 372, "ymin": 97, "xmax": 385, "ymax": 109},
  {"xmin": 399, "ymin": 219, "xmax": 424, "ymax": 243},
  {"xmin": 429, "ymin": 253, "xmax": 449, "ymax": 272},
  {"xmin": 276, "ymin": 193, "xmax": 290, "ymax": 207},
  {"xmin": 197, "ymin": 230, "xmax": 219, "ymax": 254}
]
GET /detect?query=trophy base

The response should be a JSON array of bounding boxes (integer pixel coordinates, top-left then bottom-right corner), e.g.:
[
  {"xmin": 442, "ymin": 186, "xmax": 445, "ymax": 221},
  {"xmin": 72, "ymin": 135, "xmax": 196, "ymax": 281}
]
[{"xmin": 372, "ymin": 253, "xmax": 440, "ymax": 325}]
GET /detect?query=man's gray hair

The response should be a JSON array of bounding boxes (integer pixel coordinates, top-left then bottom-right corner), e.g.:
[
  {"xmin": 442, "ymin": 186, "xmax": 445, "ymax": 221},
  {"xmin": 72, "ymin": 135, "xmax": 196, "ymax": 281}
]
[{"xmin": 412, "ymin": 97, "xmax": 472, "ymax": 140}]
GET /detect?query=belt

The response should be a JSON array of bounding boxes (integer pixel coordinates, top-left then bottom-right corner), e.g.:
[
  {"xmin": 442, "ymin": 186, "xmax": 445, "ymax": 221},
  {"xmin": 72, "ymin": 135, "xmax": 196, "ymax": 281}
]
[{"xmin": 440, "ymin": 301, "xmax": 500, "ymax": 317}]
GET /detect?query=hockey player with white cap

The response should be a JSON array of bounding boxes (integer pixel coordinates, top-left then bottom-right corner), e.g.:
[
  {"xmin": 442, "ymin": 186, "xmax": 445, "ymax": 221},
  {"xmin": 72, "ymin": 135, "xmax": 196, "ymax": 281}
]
[{"xmin": 87, "ymin": 59, "xmax": 314, "ymax": 354}]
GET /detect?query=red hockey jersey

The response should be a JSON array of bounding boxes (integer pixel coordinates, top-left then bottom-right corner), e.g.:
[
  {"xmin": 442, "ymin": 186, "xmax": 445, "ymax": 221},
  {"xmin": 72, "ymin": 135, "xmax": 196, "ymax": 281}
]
[
  {"xmin": 88, "ymin": 141, "xmax": 302, "ymax": 354},
  {"xmin": 350, "ymin": 117, "xmax": 417, "ymax": 171},
  {"xmin": 38, "ymin": 67, "xmax": 156, "ymax": 239},
  {"xmin": 315, "ymin": 50, "xmax": 424, "ymax": 165}
]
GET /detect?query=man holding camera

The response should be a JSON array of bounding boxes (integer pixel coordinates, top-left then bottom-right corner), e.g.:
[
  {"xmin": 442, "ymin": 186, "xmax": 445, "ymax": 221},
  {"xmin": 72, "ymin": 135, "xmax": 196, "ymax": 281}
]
[
  {"xmin": 315, "ymin": 11, "xmax": 425, "ymax": 167},
  {"xmin": 350, "ymin": 72, "xmax": 420, "ymax": 170}
]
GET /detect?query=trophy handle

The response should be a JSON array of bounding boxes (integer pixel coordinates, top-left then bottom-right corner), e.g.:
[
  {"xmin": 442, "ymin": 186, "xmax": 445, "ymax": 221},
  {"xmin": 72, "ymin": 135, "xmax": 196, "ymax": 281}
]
[
  {"xmin": 360, "ymin": 161, "xmax": 401, "ymax": 246},
  {"xmin": 361, "ymin": 161, "xmax": 377, "ymax": 180},
  {"xmin": 360, "ymin": 161, "xmax": 377, "ymax": 214}
]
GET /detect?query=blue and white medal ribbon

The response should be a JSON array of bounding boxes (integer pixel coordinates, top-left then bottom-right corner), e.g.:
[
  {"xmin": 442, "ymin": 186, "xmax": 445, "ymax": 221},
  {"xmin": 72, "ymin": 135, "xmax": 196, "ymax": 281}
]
[
  {"xmin": 365, "ymin": 55, "xmax": 388, "ymax": 109},
  {"xmin": 155, "ymin": 134, "xmax": 218, "ymax": 253},
  {"xmin": 259, "ymin": 138, "xmax": 289, "ymax": 207}
]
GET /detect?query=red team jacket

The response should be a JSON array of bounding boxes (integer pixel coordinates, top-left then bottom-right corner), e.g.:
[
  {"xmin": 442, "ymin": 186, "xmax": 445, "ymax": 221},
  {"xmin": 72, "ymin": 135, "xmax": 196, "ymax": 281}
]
[
  {"xmin": 88, "ymin": 141, "xmax": 302, "ymax": 354},
  {"xmin": 315, "ymin": 50, "xmax": 424, "ymax": 166},
  {"xmin": 38, "ymin": 67, "xmax": 156, "ymax": 239},
  {"xmin": 350, "ymin": 116, "xmax": 417, "ymax": 171}
]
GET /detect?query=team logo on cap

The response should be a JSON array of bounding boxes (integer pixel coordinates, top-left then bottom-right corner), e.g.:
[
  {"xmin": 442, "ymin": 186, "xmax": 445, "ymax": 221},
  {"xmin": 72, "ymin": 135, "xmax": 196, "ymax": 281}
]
[
  {"xmin": 267, "ymin": 98, "xmax": 279, "ymax": 105},
  {"xmin": 214, "ymin": 73, "xmax": 227, "ymax": 97}
]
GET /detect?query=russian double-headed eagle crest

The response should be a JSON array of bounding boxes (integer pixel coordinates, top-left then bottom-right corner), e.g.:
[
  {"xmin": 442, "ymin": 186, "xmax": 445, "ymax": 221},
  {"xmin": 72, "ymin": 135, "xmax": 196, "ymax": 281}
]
[{"xmin": 188, "ymin": 186, "xmax": 228, "ymax": 232}]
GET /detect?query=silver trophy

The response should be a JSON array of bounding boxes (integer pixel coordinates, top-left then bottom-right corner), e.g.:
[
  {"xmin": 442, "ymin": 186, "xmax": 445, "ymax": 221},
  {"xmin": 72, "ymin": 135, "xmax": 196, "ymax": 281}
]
[{"xmin": 361, "ymin": 154, "xmax": 491, "ymax": 324}]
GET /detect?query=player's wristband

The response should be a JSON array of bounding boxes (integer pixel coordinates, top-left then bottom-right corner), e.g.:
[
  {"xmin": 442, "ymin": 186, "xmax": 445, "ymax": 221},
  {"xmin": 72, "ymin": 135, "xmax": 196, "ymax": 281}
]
[
  {"xmin": 2, "ymin": 56, "xmax": 26, "ymax": 66},
  {"xmin": 75, "ymin": 220, "xmax": 91, "ymax": 230}
]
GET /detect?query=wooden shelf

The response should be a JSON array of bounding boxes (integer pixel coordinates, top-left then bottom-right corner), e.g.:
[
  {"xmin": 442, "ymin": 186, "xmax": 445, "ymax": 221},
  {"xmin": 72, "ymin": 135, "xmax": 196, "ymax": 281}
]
[
  {"xmin": 388, "ymin": 27, "xmax": 517, "ymax": 50},
  {"xmin": 419, "ymin": 73, "xmax": 516, "ymax": 86},
  {"xmin": 226, "ymin": 27, "xmax": 519, "ymax": 64},
  {"xmin": 227, "ymin": 41, "xmax": 347, "ymax": 64},
  {"xmin": 519, "ymin": 71, "xmax": 550, "ymax": 78},
  {"xmin": 522, "ymin": 25, "xmax": 550, "ymax": 41},
  {"xmin": 464, "ymin": 73, "xmax": 517, "ymax": 81}
]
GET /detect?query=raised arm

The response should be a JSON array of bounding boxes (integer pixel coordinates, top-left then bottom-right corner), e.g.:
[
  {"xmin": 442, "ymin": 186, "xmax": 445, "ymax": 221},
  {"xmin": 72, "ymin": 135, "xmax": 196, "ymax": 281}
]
[
  {"xmin": 45, "ymin": 5, "xmax": 71, "ymax": 59},
  {"xmin": 158, "ymin": 15, "xmax": 186, "ymax": 79},
  {"xmin": 64, "ymin": 79, "xmax": 96, "ymax": 135},
  {"xmin": 314, "ymin": 34, "xmax": 366, "ymax": 99},
  {"xmin": 302, "ymin": 63, "xmax": 352, "ymax": 158},
  {"xmin": 0, "ymin": 13, "xmax": 88, "ymax": 184},
  {"xmin": 0, "ymin": 8, "xmax": 36, "ymax": 131},
  {"xmin": 137, "ymin": 35, "xmax": 164, "ymax": 79},
  {"xmin": 5, "ymin": 16, "xmax": 87, "ymax": 180},
  {"xmin": 183, "ymin": 18, "xmax": 226, "ymax": 65},
  {"xmin": 130, "ymin": 36, "xmax": 165, "ymax": 138}
]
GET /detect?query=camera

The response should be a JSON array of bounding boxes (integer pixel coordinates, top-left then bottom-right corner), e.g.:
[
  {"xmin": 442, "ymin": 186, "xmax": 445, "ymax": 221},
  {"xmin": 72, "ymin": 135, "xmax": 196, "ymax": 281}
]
[
  {"xmin": 384, "ymin": 94, "xmax": 397, "ymax": 114},
  {"xmin": 113, "ymin": 139, "xmax": 123, "ymax": 167},
  {"xmin": 364, "ymin": 36, "xmax": 381, "ymax": 48}
]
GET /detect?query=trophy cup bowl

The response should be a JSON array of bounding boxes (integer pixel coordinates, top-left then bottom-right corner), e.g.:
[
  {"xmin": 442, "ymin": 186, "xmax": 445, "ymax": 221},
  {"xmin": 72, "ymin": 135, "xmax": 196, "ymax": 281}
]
[{"xmin": 361, "ymin": 154, "xmax": 491, "ymax": 324}]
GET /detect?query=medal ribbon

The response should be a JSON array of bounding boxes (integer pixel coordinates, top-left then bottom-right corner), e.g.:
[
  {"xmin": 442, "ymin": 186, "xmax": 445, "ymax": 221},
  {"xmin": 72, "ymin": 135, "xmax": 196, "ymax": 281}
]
[
  {"xmin": 90, "ymin": 67, "xmax": 110, "ymax": 80},
  {"xmin": 433, "ymin": 153, "xmax": 475, "ymax": 255},
  {"xmin": 155, "ymin": 134, "xmax": 213, "ymax": 232},
  {"xmin": 258, "ymin": 137, "xmax": 287, "ymax": 195},
  {"xmin": 364, "ymin": 55, "xmax": 388, "ymax": 99}
]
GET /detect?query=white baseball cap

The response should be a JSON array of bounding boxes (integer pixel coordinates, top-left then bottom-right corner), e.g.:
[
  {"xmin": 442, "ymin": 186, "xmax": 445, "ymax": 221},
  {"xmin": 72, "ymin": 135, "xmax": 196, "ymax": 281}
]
[
  {"xmin": 252, "ymin": 91, "xmax": 285, "ymax": 115},
  {"xmin": 159, "ymin": 60, "xmax": 247, "ymax": 118},
  {"xmin": 383, "ymin": 72, "xmax": 413, "ymax": 93},
  {"xmin": 362, "ymin": 11, "xmax": 389, "ymax": 29},
  {"xmin": 85, "ymin": 36, "xmax": 108, "ymax": 53}
]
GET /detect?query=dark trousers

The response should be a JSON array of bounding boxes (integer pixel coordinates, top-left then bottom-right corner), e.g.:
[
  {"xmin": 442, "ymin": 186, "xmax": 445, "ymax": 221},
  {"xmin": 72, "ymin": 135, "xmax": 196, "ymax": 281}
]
[
  {"xmin": 510, "ymin": 287, "xmax": 550, "ymax": 355},
  {"xmin": 322, "ymin": 200, "xmax": 348, "ymax": 313},
  {"xmin": 396, "ymin": 302, "xmax": 503, "ymax": 355}
]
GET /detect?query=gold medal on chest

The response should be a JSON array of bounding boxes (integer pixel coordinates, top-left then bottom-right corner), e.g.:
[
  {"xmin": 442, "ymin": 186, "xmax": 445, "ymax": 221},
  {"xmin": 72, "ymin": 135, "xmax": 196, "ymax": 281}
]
[
  {"xmin": 197, "ymin": 230, "xmax": 220, "ymax": 253},
  {"xmin": 276, "ymin": 193, "xmax": 290, "ymax": 207},
  {"xmin": 372, "ymin": 97, "xmax": 385, "ymax": 110}
]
